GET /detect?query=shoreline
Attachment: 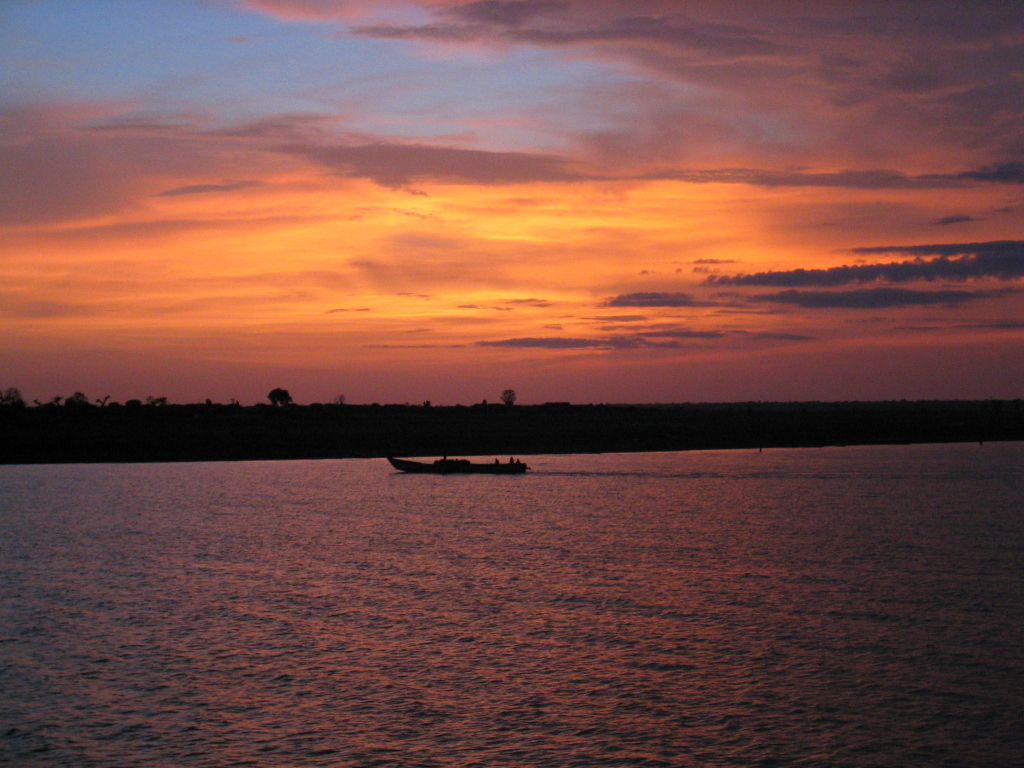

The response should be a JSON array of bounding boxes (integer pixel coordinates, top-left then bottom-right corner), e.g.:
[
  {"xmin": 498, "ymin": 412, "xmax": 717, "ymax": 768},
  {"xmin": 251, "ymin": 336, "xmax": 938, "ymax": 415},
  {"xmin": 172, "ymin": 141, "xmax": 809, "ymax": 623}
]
[
  {"xmin": 1, "ymin": 439, "xmax": 1020, "ymax": 468},
  {"xmin": 3, "ymin": 399, "xmax": 1022, "ymax": 465}
]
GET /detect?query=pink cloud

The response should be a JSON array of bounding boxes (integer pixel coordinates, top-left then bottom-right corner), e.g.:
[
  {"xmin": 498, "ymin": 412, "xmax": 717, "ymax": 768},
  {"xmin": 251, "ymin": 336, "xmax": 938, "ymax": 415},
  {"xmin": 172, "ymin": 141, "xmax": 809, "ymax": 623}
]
[
  {"xmin": 0, "ymin": 105, "xmax": 301, "ymax": 226},
  {"xmin": 225, "ymin": 2, "xmax": 1024, "ymax": 177},
  {"xmin": 284, "ymin": 141, "xmax": 585, "ymax": 185},
  {"xmin": 236, "ymin": 0, "xmax": 367, "ymax": 21},
  {"xmin": 329, "ymin": 2, "xmax": 1024, "ymax": 169},
  {"xmin": 236, "ymin": 0, "xmax": 452, "ymax": 21}
]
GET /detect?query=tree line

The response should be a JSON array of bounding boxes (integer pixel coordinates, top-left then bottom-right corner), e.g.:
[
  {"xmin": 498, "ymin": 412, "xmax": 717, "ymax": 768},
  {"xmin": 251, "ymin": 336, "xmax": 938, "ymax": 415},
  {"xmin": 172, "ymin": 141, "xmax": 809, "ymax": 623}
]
[{"xmin": 0, "ymin": 387, "xmax": 519, "ymax": 409}]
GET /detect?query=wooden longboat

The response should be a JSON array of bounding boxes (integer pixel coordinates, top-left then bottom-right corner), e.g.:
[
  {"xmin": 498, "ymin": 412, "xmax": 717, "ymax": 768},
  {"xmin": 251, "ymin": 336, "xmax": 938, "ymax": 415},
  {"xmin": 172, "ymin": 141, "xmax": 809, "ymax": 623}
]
[{"xmin": 387, "ymin": 457, "xmax": 529, "ymax": 474}]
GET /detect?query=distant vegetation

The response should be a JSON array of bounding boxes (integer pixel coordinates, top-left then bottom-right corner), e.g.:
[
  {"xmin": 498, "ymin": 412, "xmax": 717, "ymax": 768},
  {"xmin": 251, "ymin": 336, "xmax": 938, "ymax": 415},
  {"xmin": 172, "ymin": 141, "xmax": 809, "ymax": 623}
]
[
  {"xmin": 0, "ymin": 387, "xmax": 25, "ymax": 407},
  {"xmin": 268, "ymin": 388, "xmax": 293, "ymax": 407},
  {"xmin": 0, "ymin": 387, "xmax": 519, "ymax": 411},
  {"xmin": 2, "ymin": 386, "xmax": 1022, "ymax": 465}
]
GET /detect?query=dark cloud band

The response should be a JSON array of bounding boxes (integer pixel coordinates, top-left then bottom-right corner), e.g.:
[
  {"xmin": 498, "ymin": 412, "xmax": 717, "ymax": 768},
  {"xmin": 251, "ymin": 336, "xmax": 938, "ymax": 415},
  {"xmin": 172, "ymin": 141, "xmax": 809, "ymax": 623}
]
[
  {"xmin": 477, "ymin": 337, "xmax": 606, "ymax": 348},
  {"xmin": 475, "ymin": 326, "xmax": 811, "ymax": 349},
  {"xmin": 752, "ymin": 288, "xmax": 1007, "ymax": 309},
  {"xmin": 156, "ymin": 181, "xmax": 263, "ymax": 197},
  {"xmin": 603, "ymin": 292, "xmax": 701, "ymax": 307},
  {"xmin": 284, "ymin": 142, "xmax": 583, "ymax": 186},
  {"xmin": 708, "ymin": 241, "xmax": 1024, "ymax": 287}
]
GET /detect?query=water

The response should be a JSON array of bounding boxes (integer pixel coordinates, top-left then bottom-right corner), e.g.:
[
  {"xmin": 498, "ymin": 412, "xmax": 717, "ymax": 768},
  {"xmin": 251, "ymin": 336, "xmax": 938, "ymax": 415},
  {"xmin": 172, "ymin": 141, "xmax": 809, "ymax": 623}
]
[{"xmin": 1, "ymin": 443, "xmax": 1023, "ymax": 767}]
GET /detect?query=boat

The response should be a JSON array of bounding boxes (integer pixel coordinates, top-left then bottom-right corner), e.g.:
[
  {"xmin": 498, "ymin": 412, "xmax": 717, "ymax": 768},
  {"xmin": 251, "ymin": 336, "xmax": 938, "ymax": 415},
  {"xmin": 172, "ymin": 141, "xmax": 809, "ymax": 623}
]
[{"xmin": 387, "ymin": 456, "xmax": 529, "ymax": 474}]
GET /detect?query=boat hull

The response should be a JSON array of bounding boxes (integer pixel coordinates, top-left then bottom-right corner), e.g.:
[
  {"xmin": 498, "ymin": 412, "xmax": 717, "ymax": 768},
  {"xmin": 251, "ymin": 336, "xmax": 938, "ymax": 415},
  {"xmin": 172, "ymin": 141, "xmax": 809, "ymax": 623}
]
[{"xmin": 387, "ymin": 457, "xmax": 528, "ymax": 474}]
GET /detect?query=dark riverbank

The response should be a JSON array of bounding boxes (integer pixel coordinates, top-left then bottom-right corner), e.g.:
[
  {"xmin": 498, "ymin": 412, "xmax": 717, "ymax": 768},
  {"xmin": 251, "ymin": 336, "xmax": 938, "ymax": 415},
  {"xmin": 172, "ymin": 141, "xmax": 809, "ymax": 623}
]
[{"xmin": 2, "ymin": 399, "xmax": 1022, "ymax": 464}]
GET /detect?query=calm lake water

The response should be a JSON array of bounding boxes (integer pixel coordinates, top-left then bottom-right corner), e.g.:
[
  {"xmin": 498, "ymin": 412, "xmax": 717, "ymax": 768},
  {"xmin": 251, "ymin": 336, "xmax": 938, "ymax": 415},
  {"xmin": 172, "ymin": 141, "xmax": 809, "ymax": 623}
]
[{"xmin": 2, "ymin": 443, "xmax": 1023, "ymax": 768}]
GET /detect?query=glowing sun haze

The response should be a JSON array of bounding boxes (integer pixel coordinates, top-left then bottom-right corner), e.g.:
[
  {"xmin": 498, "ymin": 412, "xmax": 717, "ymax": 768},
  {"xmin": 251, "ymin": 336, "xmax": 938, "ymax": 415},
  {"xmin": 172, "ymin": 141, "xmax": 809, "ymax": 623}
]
[{"xmin": 2, "ymin": 0, "xmax": 1022, "ymax": 404}]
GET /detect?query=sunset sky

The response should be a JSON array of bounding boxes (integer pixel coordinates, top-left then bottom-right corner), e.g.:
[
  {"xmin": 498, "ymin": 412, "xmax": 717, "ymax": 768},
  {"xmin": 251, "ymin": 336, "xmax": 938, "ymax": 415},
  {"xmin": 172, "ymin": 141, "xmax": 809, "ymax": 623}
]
[{"xmin": 2, "ymin": 0, "xmax": 1022, "ymax": 404}]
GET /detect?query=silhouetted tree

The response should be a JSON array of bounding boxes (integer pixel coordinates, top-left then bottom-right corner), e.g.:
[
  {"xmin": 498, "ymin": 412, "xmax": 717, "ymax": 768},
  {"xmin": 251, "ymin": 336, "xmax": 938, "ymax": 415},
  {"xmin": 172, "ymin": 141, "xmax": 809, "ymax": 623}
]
[
  {"xmin": 65, "ymin": 391, "xmax": 90, "ymax": 408},
  {"xmin": 145, "ymin": 396, "xmax": 168, "ymax": 407},
  {"xmin": 269, "ymin": 388, "xmax": 292, "ymax": 406},
  {"xmin": 333, "ymin": 394, "xmax": 346, "ymax": 405},
  {"xmin": 0, "ymin": 387, "xmax": 25, "ymax": 407},
  {"xmin": 501, "ymin": 389, "xmax": 517, "ymax": 407}
]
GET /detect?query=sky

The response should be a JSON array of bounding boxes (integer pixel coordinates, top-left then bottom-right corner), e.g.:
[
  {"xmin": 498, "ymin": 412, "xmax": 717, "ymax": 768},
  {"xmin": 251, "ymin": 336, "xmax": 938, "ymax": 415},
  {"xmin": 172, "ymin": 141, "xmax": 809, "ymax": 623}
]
[{"xmin": 1, "ymin": 0, "xmax": 1023, "ymax": 404}]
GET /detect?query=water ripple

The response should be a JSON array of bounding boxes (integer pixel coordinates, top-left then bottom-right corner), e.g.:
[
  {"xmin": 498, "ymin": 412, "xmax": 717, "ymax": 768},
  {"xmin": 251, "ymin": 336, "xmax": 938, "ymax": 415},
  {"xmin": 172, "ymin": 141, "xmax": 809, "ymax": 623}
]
[{"xmin": 1, "ymin": 444, "xmax": 1023, "ymax": 766}]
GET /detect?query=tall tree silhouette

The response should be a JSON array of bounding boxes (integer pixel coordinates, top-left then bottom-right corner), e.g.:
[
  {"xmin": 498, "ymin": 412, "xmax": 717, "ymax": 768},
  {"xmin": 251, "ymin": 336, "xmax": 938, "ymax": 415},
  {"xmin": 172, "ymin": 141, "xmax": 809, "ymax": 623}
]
[
  {"xmin": 268, "ymin": 388, "xmax": 292, "ymax": 406},
  {"xmin": 0, "ymin": 387, "xmax": 25, "ymax": 407}
]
